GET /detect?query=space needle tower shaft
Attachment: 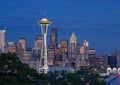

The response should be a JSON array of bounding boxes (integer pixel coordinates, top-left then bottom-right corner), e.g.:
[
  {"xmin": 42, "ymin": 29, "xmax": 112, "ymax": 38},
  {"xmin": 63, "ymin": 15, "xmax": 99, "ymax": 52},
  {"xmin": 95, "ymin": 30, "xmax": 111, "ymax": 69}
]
[{"xmin": 38, "ymin": 18, "xmax": 51, "ymax": 73}]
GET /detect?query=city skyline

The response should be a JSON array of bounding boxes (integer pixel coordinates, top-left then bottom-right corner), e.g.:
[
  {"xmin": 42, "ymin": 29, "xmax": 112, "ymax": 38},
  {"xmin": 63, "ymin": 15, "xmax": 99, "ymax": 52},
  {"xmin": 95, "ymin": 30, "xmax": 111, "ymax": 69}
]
[{"xmin": 0, "ymin": 0, "xmax": 120, "ymax": 54}]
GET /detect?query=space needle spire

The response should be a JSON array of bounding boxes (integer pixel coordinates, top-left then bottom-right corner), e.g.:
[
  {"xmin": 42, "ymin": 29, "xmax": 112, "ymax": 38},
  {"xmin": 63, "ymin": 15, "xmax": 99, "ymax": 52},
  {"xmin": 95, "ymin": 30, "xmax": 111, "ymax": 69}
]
[{"xmin": 38, "ymin": 15, "xmax": 51, "ymax": 73}]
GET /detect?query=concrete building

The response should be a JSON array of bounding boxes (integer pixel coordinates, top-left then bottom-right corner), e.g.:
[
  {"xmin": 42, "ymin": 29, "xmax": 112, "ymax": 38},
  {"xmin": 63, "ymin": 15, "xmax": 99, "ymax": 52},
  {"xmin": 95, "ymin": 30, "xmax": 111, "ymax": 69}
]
[
  {"xmin": 0, "ymin": 30, "xmax": 6, "ymax": 53},
  {"xmin": 7, "ymin": 42, "xmax": 16, "ymax": 53},
  {"xmin": 115, "ymin": 50, "xmax": 120, "ymax": 68},
  {"xmin": 47, "ymin": 48, "xmax": 54, "ymax": 66},
  {"xmin": 76, "ymin": 43, "xmax": 81, "ymax": 70},
  {"xmin": 54, "ymin": 48, "xmax": 62, "ymax": 66},
  {"xmin": 18, "ymin": 38, "xmax": 26, "ymax": 51},
  {"xmin": 49, "ymin": 28, "xmax": 58, "ymax": 49},
  {"xmin": 107, "ymin": 55, "xmax": 116, "ymax": 68},
  {"xmin": 70, "ymin": 33, "xmax": 77, "ymax": 68},
  {"xmin": 60, "ymin": 39, "xmax": 68, "ymax": 66},
  {"xmin": 34, "ymin": 35, "xmax": 42, "ymax": 48},
  {"xmin": 32, "ymin": 47, "xmax": 41, "ymax": 60},
  {"xmin": 83, "ymin": 40, "xmax": 89, "ymax": 66}
]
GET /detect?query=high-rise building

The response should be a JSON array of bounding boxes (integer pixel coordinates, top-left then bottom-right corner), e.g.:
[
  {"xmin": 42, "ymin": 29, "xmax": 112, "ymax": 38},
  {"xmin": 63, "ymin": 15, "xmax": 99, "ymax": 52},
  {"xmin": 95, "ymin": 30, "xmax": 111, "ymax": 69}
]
[
  {"xmin": 32, "ymin": 47, "xmax": 41, "ymax": 60},
  {"xmin": 83, "ymin": 40, "xmax": 89, "ymax": 47},
  {"xmin": 0, "ymin": 30, "xmax": 6, "ymax": 53},
  {"xmin": 80, "ymin": 46, "xmax": 84, "ymax": 55},
  {"xmin": 34, "ymin": 35, "xmax": 42, "ymax": 48},
  {"xmin": 76, "ymin": 43, "xmax": 80, "ymax": 55},
  {"xmin": 107, "ymin": 55, "xmax": 116, "ymax": 68},
  {"xmin": 8, "ymin": 42, "xmax": 16, "ymax": 53},
  {"xmin": 60, "ymin": 39, "xmax": 68, "ymax": 66},
  {"xmin": 80, "ymin": 46, "xmax": 85, "ymax": 66},
  {"xmin": 115, "ymin": 50, "xmax": 120, "ymax": 68},
  {"xmin": 32, "ymin": 35, "xmax": 42, "ymax": 61},
  {"xmin": 20, "ymin": 51, "xmax": 31, "ymax": 65},
  {"xmin": 47, "ymin": 48, "xmax": 54, "ymax": 66},
  {"xmin": 83, "ymin": 40, "xmax": 89, "ymax": 66},
  {"xmin": 18, "ymin": 38, "xmax": 26, "ymax": 51},
  {"xmin": 98, "ymin": 55, "xmax": 108, "ymax": 67},
  {"xmin": 49, "ymin": 28, "xmax": 58, "ymax": 49},
  {"xmin": 54, "ymin": 48, "xmax": 62, "ymax": 66},
  {"xmin": 76, "ymin": 43, "xmax": 81, "ymax": 70},
  {"xmin": 89, "ymin": 56, "xmax": 100, "ymax": 67},
  {"xmin": 48, "ymin": 28, "xmax": 58, "ymax": 66},
  {"xmin": 60, "ymin": 39, "xmax": 68, "ymax": 53},
  {"xmin": 70, "ymin": 33, "xmax": 77, "ymax": 68}
]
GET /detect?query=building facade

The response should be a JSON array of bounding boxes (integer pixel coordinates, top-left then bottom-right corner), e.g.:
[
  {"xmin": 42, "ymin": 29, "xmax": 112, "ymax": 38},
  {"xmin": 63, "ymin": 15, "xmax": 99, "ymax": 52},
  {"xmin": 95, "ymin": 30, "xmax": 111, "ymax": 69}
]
[
  {"xmin": 83, "ymin": 40, "xmax": 89, "ymax": 66},
  {"xmin": 47, "ymin": 48, "xmax": 54, "ymax": 66},
  {"xmin": 70, "ymin": 33, "xmax": 77, "ymax": 68},
  {"xmin": 18, "ymin": 38, "xmax": 26, "ymax": 51},
  {"xmin": 60, "ymin": 39, "xmax": 68, "ymax": 66},
  {"xmin": 34, "ymin": 35, "xmax": 42, "ymax": 48},
  {"xmin": 7, "ymin": 42, "xmax": 16, "ymax": 53},
  {"xmin": 0, "ymin": 30, "xmax": 6, "ymax": 53},
  {"xmin": 49, "ymin": 28, "xmax": 58, "ymax": 49}
]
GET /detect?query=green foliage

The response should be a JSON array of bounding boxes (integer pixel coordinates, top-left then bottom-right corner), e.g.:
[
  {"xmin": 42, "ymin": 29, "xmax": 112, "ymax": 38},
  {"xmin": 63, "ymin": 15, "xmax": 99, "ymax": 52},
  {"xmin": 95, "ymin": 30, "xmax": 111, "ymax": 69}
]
[
  {"xmin": 0, "ymin": 53, "xmax": 107, "ymax": 85},
  {"xmin": 37, "ymin": 67, "xmax": 106, "ymax": 85},
  {"xmin": 0, "ymin": 53, "xmax": 38, "ymax": 85}
]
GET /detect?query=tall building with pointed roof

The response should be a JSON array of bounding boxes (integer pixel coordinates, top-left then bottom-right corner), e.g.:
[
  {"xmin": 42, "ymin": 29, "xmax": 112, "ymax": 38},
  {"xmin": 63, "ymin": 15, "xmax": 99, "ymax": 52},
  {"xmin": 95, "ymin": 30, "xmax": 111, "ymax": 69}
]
[{"xmin": 70, "ymin": 32, "xmax": 77, "ymax": 68}]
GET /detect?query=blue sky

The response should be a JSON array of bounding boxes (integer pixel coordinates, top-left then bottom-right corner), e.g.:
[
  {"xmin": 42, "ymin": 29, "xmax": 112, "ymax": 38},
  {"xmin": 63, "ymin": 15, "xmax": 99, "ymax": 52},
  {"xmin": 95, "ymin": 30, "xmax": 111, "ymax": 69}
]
[{"xmin": 0, "ymin": 0, "xmax": 120, "ymax": 54}]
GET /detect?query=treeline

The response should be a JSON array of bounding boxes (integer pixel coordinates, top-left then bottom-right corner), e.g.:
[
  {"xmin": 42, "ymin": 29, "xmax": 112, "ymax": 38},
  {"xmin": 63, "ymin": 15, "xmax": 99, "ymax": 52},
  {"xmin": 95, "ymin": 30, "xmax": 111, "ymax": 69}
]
[{"xmin": 0, "ymin": 53, "xmax": 106, "ymax": 85}]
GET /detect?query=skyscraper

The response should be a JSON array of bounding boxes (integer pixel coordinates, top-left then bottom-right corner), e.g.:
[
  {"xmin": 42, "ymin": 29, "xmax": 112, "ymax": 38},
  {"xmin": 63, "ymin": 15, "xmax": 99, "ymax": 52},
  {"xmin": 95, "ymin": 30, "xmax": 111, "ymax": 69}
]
[
  {"xmin": 49, "ymin": 28, "xmax": 58, "ymax": 49},
  {"xmin": 60, "ymin": 39, "xmax": 68, "ymax": 53},
  {"xmin": 32, "ymin": 47, "xmax": 41, "ymax": 60},
  {"xmin": 115, "ymin": 50, "xmax": 120, "ymax": 68},
  {"xmin": 47, "ymin": 48, "xmax": 54, "ymax": 66},
  {"xmin": 70, "ymin": 33, "xmax": 77, "ymax": 68},
  {"xmin": 48, "ymin": 28, "xmax": 58, "ymax": 66},
  {"xmin": 54, "ymin": 48, "xmax": 62, "ymax": 66},
  {"xmin": 80, "ymin": 46, "xmax": 84, "ymax": 55},
  {"xmin": 76, "ymin": 43, "xmax": 81, "ymax": 70},
  {"xmin": 83, "ymin": 40, "xmax": 89, "ymax": 66},
  {"xmin": 0, "ymin": 30, "xmax": 6, "ymax": 53},
  {"xmin": 32, "ymin": 35, "xmax": 42, "ymax": 61},
  {"xmin": 34, "ymin": 35, "xmax": 42, "ymax": 48},
  {"xmin": 76, "ymin": 43, "xmax": 80, "ymax": 55},
  {"xmin": 18, "ymin": 38, "xmax": 26, "ymax": 51},
  {"xmin": 60, "ymin": 39, "xmax": 68, "ymax": 66}
]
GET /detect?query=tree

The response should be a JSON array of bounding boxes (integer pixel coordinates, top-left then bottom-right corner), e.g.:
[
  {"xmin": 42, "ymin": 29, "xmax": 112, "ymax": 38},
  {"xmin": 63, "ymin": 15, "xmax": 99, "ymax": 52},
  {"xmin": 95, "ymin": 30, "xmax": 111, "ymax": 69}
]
[{"xmin": 0, "ymin": 53, "xmax": 38, "ymax": 85}]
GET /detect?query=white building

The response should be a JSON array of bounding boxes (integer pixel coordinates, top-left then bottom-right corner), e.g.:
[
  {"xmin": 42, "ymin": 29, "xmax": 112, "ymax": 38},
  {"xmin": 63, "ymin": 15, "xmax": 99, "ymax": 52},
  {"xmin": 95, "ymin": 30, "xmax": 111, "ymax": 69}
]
[
  {"xmin": 0, "ymin": 30, "xmax": 6, "ymax": 54},
  {"xmin": 70, "ymin": 33, "xmax": 77, "ymax": 68}
]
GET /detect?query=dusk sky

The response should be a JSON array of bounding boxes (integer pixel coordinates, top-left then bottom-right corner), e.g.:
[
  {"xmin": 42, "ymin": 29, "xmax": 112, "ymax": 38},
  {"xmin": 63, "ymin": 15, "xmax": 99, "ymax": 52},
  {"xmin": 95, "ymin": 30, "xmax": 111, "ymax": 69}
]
[{"xmin": 0, "ymin": 0, "xmax": 120, "ymax": 54}]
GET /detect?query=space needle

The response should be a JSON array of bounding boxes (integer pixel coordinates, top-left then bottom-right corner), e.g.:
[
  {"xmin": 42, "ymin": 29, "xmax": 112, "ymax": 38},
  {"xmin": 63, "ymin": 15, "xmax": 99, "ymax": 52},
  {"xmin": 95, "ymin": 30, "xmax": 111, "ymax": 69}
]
[{"xmin": 38, "ymin": 17, "xmax": 51, "ymax": 73}]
